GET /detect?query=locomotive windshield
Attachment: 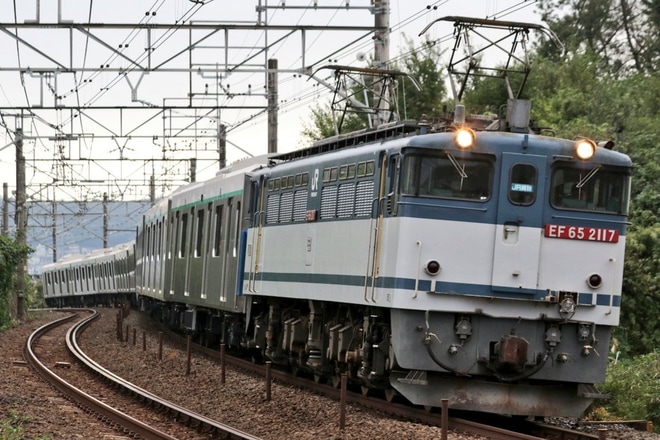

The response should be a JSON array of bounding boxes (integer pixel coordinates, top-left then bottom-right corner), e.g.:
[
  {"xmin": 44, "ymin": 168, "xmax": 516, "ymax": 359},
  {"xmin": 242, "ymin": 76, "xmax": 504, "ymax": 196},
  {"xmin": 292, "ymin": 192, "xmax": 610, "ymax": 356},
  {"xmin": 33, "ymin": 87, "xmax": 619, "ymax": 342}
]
[
  {"xmin": 400, "ymin": 153, "xmax": 493, "ymax": 201},
  {"xmin": 551, "ymin": 165, "xmax": 630, "ymax": 214}
]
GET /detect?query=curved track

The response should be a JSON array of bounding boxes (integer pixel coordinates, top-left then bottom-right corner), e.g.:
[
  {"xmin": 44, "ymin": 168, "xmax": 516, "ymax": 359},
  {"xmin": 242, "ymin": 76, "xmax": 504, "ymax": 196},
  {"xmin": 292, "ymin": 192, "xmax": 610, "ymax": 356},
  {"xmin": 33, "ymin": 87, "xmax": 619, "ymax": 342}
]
[{"xmin": 24, "ymin": 309, "xmax": 262, "ymax": 440}]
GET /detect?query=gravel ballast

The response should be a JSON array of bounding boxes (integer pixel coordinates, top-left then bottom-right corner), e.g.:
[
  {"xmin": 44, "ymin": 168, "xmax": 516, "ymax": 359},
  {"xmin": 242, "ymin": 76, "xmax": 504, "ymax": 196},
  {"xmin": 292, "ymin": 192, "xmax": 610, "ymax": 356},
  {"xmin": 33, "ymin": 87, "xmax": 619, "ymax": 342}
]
[{"xmin": 2, "ymin": 308, "xmax": 659, "ymax": 439}]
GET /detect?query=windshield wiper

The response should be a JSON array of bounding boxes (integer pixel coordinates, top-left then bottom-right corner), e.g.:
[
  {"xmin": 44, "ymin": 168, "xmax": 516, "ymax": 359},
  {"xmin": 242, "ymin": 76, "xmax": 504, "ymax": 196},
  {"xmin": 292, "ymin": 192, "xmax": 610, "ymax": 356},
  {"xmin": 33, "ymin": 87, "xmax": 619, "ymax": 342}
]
[
  {"xmin": 576, "ymin": 166, "xmax": 601, "ymax": 188},
  {"xmin": 446, "ymin": 152, "xmax": 468, "ymax": 179}
]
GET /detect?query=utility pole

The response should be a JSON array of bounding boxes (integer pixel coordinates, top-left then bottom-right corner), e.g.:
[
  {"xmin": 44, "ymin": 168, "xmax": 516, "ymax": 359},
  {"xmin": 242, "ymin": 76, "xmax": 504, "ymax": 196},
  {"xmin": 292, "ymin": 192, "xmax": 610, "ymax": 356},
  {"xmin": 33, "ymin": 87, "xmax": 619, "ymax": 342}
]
[
  {"xmin": 373, "ymin": 0, "xmax": 390, "ymax": 126},
  {"xmin": 267, "ymin": 58, "xmax": 278, "ymax": 154},
  {"xmin": 52, "ymin": 199, "xmax": 57, "ymax": 262},
  {"xmin": 15, "ymin": 120, "xmax": 26, "ymax": 320},
  {"xmin": 2, "ymin": 183, "xmax": 8, "ymax": 236},
  {"xmin": 190, "ymin": 158, "xmax": 197, "ymax": 183},
  {"xmin": 149, "ymin": 174, "xmax": 156, "ymax": 206},
  {"xmin": 218, "ymin": 124, "xmax": 226, "ymax": 169},
  {"xmin": 103, "ymin": 192, "xmax": 108, "ymax": 248}
]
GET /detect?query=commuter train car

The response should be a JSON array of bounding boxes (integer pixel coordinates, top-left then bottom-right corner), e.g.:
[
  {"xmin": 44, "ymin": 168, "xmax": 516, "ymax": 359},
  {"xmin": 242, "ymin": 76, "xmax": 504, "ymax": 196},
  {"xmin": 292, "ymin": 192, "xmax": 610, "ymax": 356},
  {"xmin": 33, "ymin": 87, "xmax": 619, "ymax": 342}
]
[
  {"xmin": 42, "ymin": 242, "xmax": 135, "ymax": 307},
  {"xmin": 40, "ymin": 16, "xmax": 633, "ymax": 417}
]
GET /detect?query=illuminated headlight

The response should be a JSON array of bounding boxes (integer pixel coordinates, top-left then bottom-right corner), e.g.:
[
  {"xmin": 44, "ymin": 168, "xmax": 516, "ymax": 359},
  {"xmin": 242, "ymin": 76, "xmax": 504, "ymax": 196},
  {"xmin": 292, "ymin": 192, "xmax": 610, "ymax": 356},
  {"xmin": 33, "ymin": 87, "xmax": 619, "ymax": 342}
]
[
  {"xmin": 425, "ymin": 260, "xmax": 441, "ymax": 276},
  {"xmin": 454, "ymin": 127, "xmax": 476, "ymax": 149},
  {"xmin": 575, "ymin": 139, "xmax": 596, "ymax": 160}
]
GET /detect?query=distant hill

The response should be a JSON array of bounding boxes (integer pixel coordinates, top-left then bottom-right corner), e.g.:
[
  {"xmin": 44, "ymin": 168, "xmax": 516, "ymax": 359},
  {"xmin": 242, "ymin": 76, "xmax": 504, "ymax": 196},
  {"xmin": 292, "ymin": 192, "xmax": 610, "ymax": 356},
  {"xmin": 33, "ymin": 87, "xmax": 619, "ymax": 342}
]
[{"xmin": 14, "ymin": 200, "xmax": 152, "ymax": 275}]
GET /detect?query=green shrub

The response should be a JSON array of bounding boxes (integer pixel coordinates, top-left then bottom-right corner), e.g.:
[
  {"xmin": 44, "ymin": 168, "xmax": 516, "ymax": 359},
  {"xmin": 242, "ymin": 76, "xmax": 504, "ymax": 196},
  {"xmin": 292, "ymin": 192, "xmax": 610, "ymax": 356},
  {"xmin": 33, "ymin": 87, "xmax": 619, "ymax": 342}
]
[{"xmin": 596, "ymin": 351, "xmax": 660, "ymax": 431}]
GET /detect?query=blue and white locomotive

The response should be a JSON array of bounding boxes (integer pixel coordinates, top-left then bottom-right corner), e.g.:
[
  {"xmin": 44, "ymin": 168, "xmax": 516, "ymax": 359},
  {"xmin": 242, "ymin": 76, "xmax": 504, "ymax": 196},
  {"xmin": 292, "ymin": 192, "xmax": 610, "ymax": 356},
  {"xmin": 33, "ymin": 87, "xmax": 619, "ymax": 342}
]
[{"xmin": 41, "ymin": 17, "xmax": 633, "ymax": 417}]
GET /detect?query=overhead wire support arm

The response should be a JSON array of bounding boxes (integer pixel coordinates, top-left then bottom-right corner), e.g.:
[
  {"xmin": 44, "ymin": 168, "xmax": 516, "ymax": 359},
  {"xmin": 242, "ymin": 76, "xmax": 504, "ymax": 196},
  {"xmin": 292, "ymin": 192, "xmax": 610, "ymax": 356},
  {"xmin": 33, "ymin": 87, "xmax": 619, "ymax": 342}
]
[
  {"xmin": 310, "ymin": 65, "xmax": 420, "ymax": 133},
  {"xmin": 419, "ymin": 16, "xmax": 563, "ymax": 102}
]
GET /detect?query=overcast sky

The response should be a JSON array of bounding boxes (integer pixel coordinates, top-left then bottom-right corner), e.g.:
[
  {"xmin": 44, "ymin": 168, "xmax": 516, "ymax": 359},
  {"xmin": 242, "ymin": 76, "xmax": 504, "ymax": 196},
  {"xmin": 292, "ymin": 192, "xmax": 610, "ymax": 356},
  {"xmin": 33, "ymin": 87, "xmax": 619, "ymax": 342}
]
[{"xmin": 0, "ymin": 0, "xmax": 543, "ymax": 202}]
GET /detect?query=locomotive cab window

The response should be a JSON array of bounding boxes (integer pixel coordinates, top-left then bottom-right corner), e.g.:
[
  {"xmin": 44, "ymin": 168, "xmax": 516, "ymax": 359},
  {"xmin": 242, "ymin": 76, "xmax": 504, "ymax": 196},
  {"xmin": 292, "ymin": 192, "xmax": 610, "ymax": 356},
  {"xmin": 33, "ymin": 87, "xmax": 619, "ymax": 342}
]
[
  {"xmin": 509, "ymin": 163, "xmax": 537, "ymax": 205},
  {"xmin": 401, "ymin": 152, "xmax": 492, "ymax": 201},
  {"xmin": 551, "ymin": 166, "xmax": 630, "ymax": 214}
]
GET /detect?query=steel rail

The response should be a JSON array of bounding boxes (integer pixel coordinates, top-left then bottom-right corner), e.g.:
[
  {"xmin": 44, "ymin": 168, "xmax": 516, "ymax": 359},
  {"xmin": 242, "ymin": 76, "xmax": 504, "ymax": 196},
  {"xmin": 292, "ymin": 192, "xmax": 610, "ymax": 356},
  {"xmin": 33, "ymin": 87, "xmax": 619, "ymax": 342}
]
[
  {"xmin": 67, "ymin": 309, "xmax": 262, "ymax": 440},
  {"xmin": 23, "ymin": 309, "xmax": 178, "ymax": 440}
]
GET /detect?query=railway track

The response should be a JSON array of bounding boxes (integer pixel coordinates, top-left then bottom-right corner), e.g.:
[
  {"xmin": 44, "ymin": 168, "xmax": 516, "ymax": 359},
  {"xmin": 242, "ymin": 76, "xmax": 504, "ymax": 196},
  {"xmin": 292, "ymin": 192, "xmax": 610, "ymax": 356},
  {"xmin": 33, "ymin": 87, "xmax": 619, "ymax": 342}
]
[
  {"xmin": 24, "ymin": 308, "xmax": 262, "ymax": 440},
  {"xmin": 150, "ymin": 315, "xmax": 653, "ymax": 440},
  {"xmin": 158, "ymin": 318, "xmax": 614, "ymax": 440}
]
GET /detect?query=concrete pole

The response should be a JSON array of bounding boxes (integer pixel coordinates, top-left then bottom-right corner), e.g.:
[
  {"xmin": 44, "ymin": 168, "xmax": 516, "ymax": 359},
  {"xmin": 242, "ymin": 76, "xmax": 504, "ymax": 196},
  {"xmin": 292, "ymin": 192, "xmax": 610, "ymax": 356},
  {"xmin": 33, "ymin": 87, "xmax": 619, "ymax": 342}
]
[
  {"xmin": 267, "ymin": 58, "xmax": 278, "ymax": 154},
  {"xmin": 52, "ymin": 199, "xmax": 57, "ymax": 262},
  {"xmin": 15, "ymin": 124, "xmax": 26, "ymax": 320},
  {"xmin": 2, "ymin": 183, "xmax": 8, "ymax": 236},
  {"xmin": 149, "ymin": 174, "xmax": 155, "ymax": 206},
  {"xmin": 218, "ymin": 124, "xmax": 226, "ymax": 169},
  {"xmin": 372, "ymin": 0, "xmax": 390, "ymax": 126},
  {"xmin": 103, "ymin": 192, "xmax": 108, "ymax": 248}
]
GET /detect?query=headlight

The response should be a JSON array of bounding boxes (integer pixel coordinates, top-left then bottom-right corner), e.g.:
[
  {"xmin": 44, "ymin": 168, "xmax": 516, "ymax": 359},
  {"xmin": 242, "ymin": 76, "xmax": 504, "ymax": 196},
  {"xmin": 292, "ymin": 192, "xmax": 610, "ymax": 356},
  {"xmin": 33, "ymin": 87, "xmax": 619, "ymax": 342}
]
[
  {"xmin": 575, "ymin": 139, "xmax": 596, "ymax": 160},
  {"xmin": 455, "ymin": 127, "xmax": 475, "ymax": 149}
]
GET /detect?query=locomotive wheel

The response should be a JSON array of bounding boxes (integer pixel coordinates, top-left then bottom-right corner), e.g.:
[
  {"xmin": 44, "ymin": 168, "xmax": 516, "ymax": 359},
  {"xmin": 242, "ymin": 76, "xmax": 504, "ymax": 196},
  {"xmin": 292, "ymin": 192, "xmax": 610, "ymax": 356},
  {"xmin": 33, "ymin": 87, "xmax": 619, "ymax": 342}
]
[{"xmin": 384, "ymin": 388, "xmax": 397, "ymax": 402}]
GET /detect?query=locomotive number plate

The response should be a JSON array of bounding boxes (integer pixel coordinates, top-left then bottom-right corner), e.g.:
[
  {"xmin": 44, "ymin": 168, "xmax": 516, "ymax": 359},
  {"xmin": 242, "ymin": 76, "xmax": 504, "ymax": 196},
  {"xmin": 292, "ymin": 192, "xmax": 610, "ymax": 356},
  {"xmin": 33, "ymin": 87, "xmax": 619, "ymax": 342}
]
[{"xmin": 544, "ymin": 224, "xmax": 619, "ymax": 243}]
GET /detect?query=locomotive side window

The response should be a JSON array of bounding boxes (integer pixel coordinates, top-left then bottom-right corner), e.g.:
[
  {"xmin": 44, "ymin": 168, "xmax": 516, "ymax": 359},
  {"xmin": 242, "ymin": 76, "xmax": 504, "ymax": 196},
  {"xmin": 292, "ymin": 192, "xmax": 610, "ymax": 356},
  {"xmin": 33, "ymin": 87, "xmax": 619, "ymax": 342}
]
[
  {"xmin": 551, "ymin": 166, "xmax": 630, "ymax": 214},
  {"xmin": 509, "ymin": 163, "xmax": 537, "ymax": 205},
  {"xmin": 401, "ymin": 154, "xmax": 492, "ymax": 201}
]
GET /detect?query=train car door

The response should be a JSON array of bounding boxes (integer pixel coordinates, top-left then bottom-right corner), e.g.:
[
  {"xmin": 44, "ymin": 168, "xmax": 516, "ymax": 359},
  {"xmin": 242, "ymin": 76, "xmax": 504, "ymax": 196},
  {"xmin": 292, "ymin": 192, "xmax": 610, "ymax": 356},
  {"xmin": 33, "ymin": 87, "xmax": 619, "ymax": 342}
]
[{"xmin": 491, "ymin": 153, "xmax": 547, "ymax": 294}]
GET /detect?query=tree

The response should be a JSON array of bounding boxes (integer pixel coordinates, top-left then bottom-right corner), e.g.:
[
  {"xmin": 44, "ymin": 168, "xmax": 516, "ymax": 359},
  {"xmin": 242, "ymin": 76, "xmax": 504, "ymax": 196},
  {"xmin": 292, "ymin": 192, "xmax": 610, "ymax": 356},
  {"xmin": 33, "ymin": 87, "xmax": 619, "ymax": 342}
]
[
  {"xmin": 0, "ymin": 235, "xmax": 32, "ymax": 327},
  {"xmin": 536, "ymin": 0, "xmax": 660, "ymax": 74},
  {"xmin": 299, "ymin": 102, "xmax": 367, "ymax": 142},
  {"xmin": 392, "ymin": 36, "xmax": 447, "ymax": 120}
]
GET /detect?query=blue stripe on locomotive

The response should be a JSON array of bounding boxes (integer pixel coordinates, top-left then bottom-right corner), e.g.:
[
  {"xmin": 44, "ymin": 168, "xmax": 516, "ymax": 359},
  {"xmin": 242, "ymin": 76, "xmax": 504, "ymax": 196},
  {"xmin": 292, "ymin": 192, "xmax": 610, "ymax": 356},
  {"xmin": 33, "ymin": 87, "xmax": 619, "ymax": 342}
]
[{"xmin": 241, "ymin": 269, "xmax": 621, "ymax": 308}]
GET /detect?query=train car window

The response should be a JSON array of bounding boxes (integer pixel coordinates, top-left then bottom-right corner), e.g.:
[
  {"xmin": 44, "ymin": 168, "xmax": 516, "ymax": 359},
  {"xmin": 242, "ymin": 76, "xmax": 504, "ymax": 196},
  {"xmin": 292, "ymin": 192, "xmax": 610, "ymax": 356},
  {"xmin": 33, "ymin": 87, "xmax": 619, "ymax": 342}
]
[
  {"xmin": 234, "ymin": 201, "xmax": 242, "ymax": 256},
  {"xmin": 509, "ymin": 164, "xmax": 537, "ymax": 205},
  {"xmin": 347, "ymin": 164, "xmax": 356, "ymax": 179},
  {"xmin": 295, "ymin": 173, "xmax": 302, "ymax": 186},
  {"xmin": 179, "ymin": 212, "xmax": 188, "ymax": 258},
  {"xmin": 273, "ymin": 178, "xmax": 281, "ymax": 191},
  {"xmin": 401, "ymin": 154, "xmax": 492, "ymax": 201},
  {"xmin": 551, "ymin": 166, "xmax": 630, "ymax": 214},
  {"xmin": 287, "ymin": 176, "xmax": 294, "ymax": 188},
  {"xmin": 213, "ymin": 205, "xmax": 223, "ymax": 257},
  {"xmin": 366, "ymin": 160, "xmax": 375, "ymax": 176},
  {"xmin": 339, "ymin": 165, "xmax": 348, "ymax": 180},
  {"xmin": 157, "ymin": 220, "xmax": 162, "ymax": 260},
  {"xmin": 323, "ymin": 167, "xmax": 339, "ymax": 182},
  {"xmin": 172, "ymin": 212, "xmax": 180, "ymax": 259},
  {"xmin": 357, "ymin": 162, "xmax": 366, "ymax": 177},
  {"xmin": 302, "ymin": 173, "xmax": 309, "ymax": 186},
  {"xmin": 195, "ymin": 208, "xmax": 204, "ymax": 258},
  {"xmin": 268, "ymin": 179, "xmax": 274, "ymax": 191}
]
